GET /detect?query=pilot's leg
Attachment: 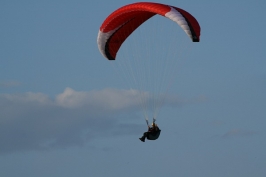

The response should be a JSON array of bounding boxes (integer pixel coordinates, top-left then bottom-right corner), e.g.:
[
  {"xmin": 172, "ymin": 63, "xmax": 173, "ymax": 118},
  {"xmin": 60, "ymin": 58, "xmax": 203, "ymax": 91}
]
[{"xmin": 139, "ymin": 132, "xmax": 148, "ymax": 142}]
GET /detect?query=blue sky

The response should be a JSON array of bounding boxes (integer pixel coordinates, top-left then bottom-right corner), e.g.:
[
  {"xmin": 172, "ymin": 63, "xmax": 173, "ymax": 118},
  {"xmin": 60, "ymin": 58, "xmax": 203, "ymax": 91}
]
[{"xmin": 1, "ymin": 0, "xmax": 266, "ymax": 177}]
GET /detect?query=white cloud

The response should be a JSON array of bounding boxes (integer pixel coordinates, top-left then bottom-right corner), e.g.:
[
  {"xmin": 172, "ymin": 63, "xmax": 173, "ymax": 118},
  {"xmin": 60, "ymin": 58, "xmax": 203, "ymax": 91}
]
[{"xmin": 55, "ymin": 87, "xmax": 141, "ymax": 111}]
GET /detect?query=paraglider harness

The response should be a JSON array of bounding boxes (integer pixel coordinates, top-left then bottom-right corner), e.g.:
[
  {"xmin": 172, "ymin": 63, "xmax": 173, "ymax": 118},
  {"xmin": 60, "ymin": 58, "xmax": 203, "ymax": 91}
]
[{"xmin": 146, "ymin": 119, "xmax": 161, "ymax": 140}]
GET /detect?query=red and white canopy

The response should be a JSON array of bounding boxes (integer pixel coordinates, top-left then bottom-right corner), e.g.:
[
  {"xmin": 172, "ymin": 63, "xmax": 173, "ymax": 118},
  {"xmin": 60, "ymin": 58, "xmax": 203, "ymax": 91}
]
[{"xmin": 97, "ymin": 2, "xmax": 201, "ymax": 60}]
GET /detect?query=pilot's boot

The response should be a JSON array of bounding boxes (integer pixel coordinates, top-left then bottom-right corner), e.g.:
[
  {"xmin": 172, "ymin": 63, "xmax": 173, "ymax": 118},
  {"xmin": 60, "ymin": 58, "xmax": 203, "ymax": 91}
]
[{"xmin": 139, "ymin": 137, "xmax": 145, "ymax": 142}]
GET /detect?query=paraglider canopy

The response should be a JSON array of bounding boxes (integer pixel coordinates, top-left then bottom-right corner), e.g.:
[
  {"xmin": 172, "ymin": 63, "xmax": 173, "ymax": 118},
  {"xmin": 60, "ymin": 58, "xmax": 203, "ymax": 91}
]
[{"xmin": 97, "ymin": 2, "xmax": 200, "ymax": 60}]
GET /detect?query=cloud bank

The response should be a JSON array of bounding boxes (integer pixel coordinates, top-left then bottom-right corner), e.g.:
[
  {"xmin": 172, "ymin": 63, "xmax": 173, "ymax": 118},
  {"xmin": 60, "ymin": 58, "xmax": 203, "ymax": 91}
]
[{"xmin": 0, "ymin": 87, "xmax": 205, "ymax": 154}]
